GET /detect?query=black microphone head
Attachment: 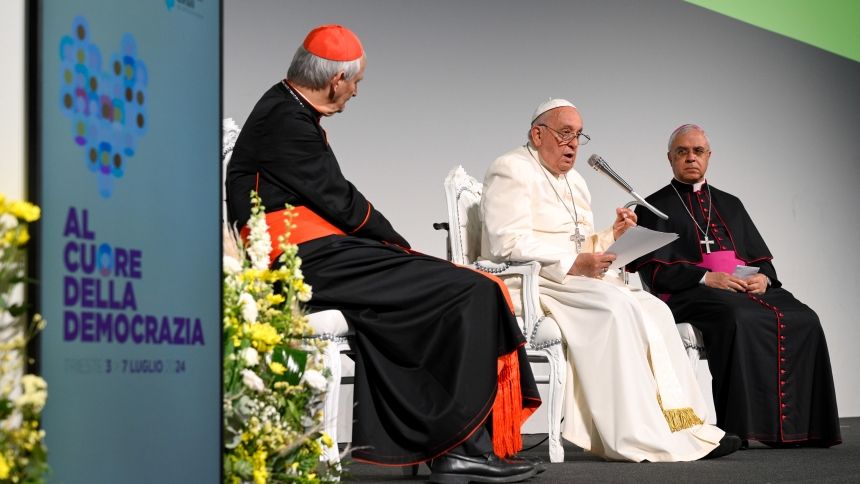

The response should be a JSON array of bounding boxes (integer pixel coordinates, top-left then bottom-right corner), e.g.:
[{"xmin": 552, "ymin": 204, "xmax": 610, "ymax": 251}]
[{"xmin": 587, "ymin": 154, "xmax": 604, "ymax": 170}]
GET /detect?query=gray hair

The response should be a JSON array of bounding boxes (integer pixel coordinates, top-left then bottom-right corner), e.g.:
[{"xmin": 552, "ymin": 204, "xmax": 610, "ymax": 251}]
[
  {"xmin": 668, "ymin": 124, "xmax": 710, "ymax": 151},
  {"xmin": 286, "ymin": 45, "xmax": 364, "ymax": 90}
]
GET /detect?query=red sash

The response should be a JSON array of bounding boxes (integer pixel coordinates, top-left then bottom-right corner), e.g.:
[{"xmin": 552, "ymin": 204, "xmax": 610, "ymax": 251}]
[{"xmin": 240, "ymin": 206, "xmax": 345, "ymax": 267}]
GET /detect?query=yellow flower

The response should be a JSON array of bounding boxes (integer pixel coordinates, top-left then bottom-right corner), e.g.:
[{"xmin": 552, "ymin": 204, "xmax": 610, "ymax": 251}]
[
  {"xmin": 6, "ymin": 200, "xmax": 41, "ymax": 222},
  {"xmin": 2, "ymin": 226, "xmax": 29, "ymax": 246},
  {"xmin": 269, "ymin": 362, "xmax": 286, "ymax": 375},
  {"xmin": 320, "ymin": 432, "xmax": 333, "ymax": 448},
  {"xmin": 266, "ymin": 293, "xmax": 285, "ymax": 306},
  {"xmin": 0, "ymin": 453, "xmax": 10, "ymax": 479},
  {"xmin": 248, "ymin": 323, "xmax": 282, "ymax": 352},
  {"xmin": 251, "ymin": 448, "xmax": 268, "ymax": 484}
]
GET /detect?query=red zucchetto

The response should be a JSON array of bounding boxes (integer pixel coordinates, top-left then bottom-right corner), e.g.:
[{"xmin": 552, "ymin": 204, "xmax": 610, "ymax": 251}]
[{"xmin": 303, "ymin": 24, "xmax": 363, "ymax": 61}]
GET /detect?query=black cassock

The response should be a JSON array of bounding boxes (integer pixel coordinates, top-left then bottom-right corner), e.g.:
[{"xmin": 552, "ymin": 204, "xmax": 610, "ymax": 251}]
[
  {"xmin": 226, "ymin": 82, "xmax": 540, "ymax": 465},
  {"xmin": 631, "ymin": 179, "xmax": 840, "ymax": 446}
]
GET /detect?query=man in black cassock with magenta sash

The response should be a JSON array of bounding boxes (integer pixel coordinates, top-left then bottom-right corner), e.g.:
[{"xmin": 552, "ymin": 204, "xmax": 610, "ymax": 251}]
[
  {"xmin": 631, "ymin": 124, "xmax": 841, "ymax": 448},
  {"xmin": 226, "ymin": 25, "xmax": 541, "ymax": 483}
]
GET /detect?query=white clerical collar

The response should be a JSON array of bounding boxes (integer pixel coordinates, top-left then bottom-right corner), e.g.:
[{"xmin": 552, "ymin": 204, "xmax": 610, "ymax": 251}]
[{"xmin": 674, "ymin": 177, "xmax": 706, "ymax": 192}]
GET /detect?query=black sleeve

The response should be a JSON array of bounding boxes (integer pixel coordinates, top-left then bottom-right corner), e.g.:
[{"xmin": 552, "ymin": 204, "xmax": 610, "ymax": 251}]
[
  {"xmin": 748, "ymin": 259, "xmax": 781, "ymax": 289},
  {"xmin": 260, "ymin": 106, "xmax": 409, "ymax": 248},
  {"xmin": 646, "ymin": 261, "xmax": 710, "ymax": 294}
]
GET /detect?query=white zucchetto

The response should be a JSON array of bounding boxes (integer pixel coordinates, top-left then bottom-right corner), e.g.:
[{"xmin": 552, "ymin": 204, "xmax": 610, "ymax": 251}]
[{"xmin": 531, "ymin": 98, "xmax": 576, "ymax": 123}]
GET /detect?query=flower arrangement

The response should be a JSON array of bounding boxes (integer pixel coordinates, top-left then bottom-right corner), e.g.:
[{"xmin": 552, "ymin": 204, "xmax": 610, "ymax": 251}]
[
  {"xmin": 0, "ymin": 193, "xmax": 49, "ymax": 483},
  {"xmin": 223, "ymin": 192, "xmax": 337, "ymax": 484}
]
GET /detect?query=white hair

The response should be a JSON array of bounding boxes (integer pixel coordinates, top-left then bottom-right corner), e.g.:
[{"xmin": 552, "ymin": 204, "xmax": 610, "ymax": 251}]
[
  {"xmin": 528, "ymin": 110, "xmax": 554, "ymax": 144},
  {"xmin": 286, "ymin": 45, "xmax": 364, "ymax": 90},
  {"xmin": 668, "ymin": 124, "xmax": 710, "ymax": 151}
]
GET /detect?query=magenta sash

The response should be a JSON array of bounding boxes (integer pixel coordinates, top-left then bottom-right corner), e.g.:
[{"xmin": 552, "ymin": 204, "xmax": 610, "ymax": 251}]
[
  {"xmin": 659, "ymin": 251, "xmax": 746, "ymax": 302},
  {"xmin": 697, "ymin": 251, "xmax": 746, "ymax": 274}
]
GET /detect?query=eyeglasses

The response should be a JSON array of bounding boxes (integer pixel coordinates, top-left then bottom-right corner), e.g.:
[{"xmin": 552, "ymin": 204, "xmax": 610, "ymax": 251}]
[
  {"xmin": 539, "ymin": 124, "xmax": 590, "ymax": 146},
  {"xmin": 673, "ymin": 147, "xmax": 709, "ymax": 157}
]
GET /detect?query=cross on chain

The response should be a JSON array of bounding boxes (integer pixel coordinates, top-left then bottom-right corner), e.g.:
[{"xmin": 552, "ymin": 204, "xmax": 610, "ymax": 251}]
[
  {"xmin": 700, "ymin": 233, "xmax": 715, "ymax": 254},
  {"xmin": 570, "ymin": 227, "xmax": 586, "ymax": 254}
]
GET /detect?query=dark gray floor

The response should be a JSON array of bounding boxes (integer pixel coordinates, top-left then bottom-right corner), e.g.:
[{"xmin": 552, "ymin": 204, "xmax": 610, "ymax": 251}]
[{"xmin": 342, "ymin": 417, "xmax": 859, "ymax": 483}]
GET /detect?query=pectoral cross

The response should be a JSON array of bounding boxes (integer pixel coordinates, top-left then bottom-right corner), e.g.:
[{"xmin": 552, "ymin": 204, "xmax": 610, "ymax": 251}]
[
  {"xmin": 700, "ymin": 234, "xmax": 715, "ymax": 254},
  {"xmin": 570, "ymin": 227, "xmax": 585, "ymax": 254}
]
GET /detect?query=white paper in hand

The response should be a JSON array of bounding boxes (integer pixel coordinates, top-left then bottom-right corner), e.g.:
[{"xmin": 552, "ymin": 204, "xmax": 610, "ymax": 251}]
[
  {"xmin": 732, "ymin": 265, "xmax": 760, "ymax": 279},
  {"xmin": 604, "ymin": 226, "xmax": 679, "ymax": 270}
]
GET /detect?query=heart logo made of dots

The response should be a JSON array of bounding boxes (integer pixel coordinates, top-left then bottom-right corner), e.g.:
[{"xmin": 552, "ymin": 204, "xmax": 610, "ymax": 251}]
[{"xmin": 58, "ymin": 16, "xmax": 148, "ymax": 199}]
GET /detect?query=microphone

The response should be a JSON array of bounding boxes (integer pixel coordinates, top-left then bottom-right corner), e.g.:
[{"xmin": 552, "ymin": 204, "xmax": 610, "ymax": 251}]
[{"xmin": 587, "ymin": 154, "xmax": 669, "ymax": 220}]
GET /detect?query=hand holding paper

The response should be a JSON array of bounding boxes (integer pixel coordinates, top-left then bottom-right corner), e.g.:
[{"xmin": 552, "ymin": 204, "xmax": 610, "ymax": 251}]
[{"xmin": 604, "ymin": 226, "xmax": 679, "ymax": 270}]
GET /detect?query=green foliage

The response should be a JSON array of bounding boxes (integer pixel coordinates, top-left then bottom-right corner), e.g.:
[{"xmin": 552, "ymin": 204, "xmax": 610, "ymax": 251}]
[
  {"xmin": 223, "ymin": 192, "xmax": 339, "ymax": 484},
  {"xmin": 0, "ymin": 193, "xmax": 50, "ymax": 483}
]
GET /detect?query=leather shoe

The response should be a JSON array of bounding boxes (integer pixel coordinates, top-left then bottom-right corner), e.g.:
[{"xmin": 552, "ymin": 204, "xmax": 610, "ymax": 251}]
[
  {"xmin": 510, "ymin": 454, "xmax": 546, "ymax": 474},
  {"xmin": 429, "ymin": 452, "xmax": 536, "ymax": 484},
  {"xmin": 701, "ymin": 433, "xmax": 742, "ymax": 459}
]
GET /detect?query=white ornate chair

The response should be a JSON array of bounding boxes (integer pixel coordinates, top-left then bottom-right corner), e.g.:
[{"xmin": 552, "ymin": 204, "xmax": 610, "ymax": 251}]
[
  {"xmin": 620, "ymin": 202, "xmax": 707, "ymax": 374},
  {"xmin": 437, "ymin": 166, "xmax": 567, "ymax": 463},
  {"xmin": 222, "ymin": 119, "xmax": 350, "ymax": 465}
]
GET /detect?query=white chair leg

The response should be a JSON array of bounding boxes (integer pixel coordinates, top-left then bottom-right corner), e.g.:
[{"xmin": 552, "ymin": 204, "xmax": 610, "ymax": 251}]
[
  {"xmin": 321, "ymin": 342, "xmax": 342, "ymax": 466},
  {"xmin": 543, "ymin": 344, "xmax": 566, "ymax": 463},
  {"xmin": 685, "ymin": 346, "xmax": 700, "ymax": 376}
]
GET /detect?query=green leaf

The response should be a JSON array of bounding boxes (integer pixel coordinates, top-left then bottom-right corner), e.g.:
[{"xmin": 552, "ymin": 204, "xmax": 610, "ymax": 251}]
[
  {"xmin": 0, "ymin": 398, "xmax": 13, "ymax": 419},
  {"xmin": 8, "ymin": 276, "xmax": 38, "ymax": 285},
  {"xmin": 270, "ymin": 345, "xmax": 307, "ymax": 385},
  {"xmin": 7, "ymin": 302, "xmax": 31, "ymax": 316},
  {"xmin": 233, "ymin": 458, "xmax": 254, "ymax": 478}
]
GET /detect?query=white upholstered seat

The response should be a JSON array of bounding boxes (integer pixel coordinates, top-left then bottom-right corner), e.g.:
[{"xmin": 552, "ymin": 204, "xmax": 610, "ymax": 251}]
[{"xmin": 439, "ymin": 166, "xmax": 566, "ymax": 463}]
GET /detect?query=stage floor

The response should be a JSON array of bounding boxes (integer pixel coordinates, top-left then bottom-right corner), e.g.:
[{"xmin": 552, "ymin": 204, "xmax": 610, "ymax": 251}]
[{"xmin": 342, "ymin": 417, "xmax": 859, "ymax": 483}]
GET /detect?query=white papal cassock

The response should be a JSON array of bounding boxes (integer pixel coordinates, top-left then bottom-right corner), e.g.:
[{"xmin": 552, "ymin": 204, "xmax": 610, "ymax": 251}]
[{"xmin": 480, "ymin": 145, "xmax": 724, "ymax": 462}]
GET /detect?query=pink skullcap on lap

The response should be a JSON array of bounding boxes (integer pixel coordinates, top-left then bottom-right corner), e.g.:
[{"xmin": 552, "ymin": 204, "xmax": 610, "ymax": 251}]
[{"xmin": 303, "ymin": 25, "xmax": 363, "ymax": 61}]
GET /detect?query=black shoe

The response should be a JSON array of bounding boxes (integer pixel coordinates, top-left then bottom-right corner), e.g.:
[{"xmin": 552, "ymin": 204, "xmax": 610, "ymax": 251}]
[
  {"xmin": 701, "ymin": 433, "xmax": 742, "ymax": 459},
  {"xmin": 510, "ymin": 454, "xmax": 546, "ymax": 474},
  {"xmin": 740, "ymin": 440, "xmax": 749, "ymax": 450},
  {"xmin": 429, "ymin": 452, "xmax": 537, "ymax": 484}
]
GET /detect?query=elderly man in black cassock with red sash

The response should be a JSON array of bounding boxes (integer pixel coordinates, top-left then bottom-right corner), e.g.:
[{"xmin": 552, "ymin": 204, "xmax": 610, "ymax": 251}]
[
  {"xmin": 631, "ymin": 124, "xmax": 841, "ymax": 449},
  {"xmin": 226, "ymin": 25, "xmax": 542, "ymax": 483}
]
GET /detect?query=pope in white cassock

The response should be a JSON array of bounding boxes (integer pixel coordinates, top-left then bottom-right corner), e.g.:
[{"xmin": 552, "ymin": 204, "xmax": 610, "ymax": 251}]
[{"xmin": 479, "ymin": 99, "xmax": 741, "ymax": 462}]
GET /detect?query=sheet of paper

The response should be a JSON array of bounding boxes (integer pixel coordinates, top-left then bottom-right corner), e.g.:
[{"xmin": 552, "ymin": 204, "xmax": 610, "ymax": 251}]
[
  {"xmin": 732, "ymin": 265, "xmax": 760, "ymax": 279},
  {"xmin": 604, "ymin": 226, "xmax": 679, "ymax": 270}
]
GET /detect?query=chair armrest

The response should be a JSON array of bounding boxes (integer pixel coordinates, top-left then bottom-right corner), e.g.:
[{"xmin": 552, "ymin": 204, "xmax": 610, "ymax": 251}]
[{"xmin": 472, "ymin": 261, "xmax": 542, "ymax": 337}]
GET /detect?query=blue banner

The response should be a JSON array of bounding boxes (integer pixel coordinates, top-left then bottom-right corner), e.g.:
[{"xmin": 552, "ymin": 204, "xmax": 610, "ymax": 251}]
[{"xmin": 38, "ymin": 1, "xmax": 221, "ymax": 481}]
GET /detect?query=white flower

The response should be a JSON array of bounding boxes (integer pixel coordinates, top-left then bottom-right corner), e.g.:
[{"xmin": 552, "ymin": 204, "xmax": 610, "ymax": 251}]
[
  {"xmin": 238, "ymin": 347, "xmax": 259, "ymax": 367},
  {"xmin": 15, "ymin": 375, "xmax": 48, "ymax": 413},
  {"xmin": 223, "ymin": 256, "xmax": 243, "ymax": 276},
  {"xmin": 241, "ymin": 369, "xmax": 265, "ymax": 393},
  {"xmin": 301, "ymin": 369, "xmax": 328, "ymax": 392},
  {"xmin": 239, "ymin": 293, "xmax": 258, "ymax": 324},
  {"xmin": 246, "ymin": 209, "xmax": 272, "ymax": 271},
  {"xmin": 297, "ymin": 283, "xmax": 313, "ymax": 302},
  {"xmin": 0, "ymin": 213, "xmax": 18, "ymax": 231}
]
